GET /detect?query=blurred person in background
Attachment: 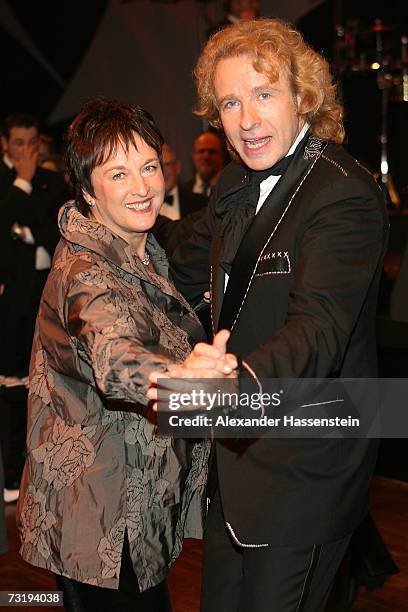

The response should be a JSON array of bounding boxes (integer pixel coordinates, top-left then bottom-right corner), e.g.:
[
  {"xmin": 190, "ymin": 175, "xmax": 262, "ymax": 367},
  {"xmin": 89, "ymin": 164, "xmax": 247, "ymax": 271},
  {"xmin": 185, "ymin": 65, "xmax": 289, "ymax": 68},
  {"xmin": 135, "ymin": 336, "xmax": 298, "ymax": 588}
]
[
  {"xmin": 38, "ymin": 132, "xmax": 56, "ymax": 165},
  {"xmin": 183, "ymin": 131, "xmax": 226, "ymax": 197},
  {"xmin": 0, "ymin": 112, "xmax": 69, "ymax": 503},
  {"xmin": 207, "ymin": 0, "xmax": 261, "ymax": 37},
  {"xmin": 160, "ymin": 142, "xmax": 207, "ymax": 220}
]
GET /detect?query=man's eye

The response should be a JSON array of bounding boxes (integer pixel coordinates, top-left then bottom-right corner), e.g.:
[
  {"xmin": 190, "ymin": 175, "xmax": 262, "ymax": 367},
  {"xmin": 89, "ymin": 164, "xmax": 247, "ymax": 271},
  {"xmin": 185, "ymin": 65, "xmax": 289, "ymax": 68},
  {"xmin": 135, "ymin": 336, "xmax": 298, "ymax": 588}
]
[
  {"xmin": 259, "ymin": 92, "xmax": 271, "ymax": 100},
  {"xmin": 222, "ymin": 100, "xmax": 238, "ymax": 111}
]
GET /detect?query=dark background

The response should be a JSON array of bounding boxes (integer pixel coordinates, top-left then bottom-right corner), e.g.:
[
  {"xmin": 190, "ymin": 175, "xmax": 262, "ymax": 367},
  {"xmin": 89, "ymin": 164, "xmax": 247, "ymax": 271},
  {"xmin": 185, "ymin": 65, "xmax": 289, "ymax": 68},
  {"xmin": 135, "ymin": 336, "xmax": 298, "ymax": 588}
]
[{"xmin": 1, "ymin": 0, "xmax": 408, "ymax": 183}]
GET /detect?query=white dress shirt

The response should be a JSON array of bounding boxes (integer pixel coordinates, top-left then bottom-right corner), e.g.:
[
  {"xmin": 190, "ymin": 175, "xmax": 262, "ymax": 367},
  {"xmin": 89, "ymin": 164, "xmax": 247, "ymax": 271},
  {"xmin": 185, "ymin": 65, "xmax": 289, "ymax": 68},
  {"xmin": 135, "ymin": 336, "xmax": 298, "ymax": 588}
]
[
  {"xmin": 224, "ymin": 123, "xmax": 309, "ymax": 290},
  {"xmin": 256, "ymin": 123, "xmax": 309, "ymax": 214},
  {"xmin": 192, "ymin": 174, "xmax": 212, "ymax": 198},
  {"xmin": 160, "ymin": 185, "xmax": 181, "ymax": 221}
]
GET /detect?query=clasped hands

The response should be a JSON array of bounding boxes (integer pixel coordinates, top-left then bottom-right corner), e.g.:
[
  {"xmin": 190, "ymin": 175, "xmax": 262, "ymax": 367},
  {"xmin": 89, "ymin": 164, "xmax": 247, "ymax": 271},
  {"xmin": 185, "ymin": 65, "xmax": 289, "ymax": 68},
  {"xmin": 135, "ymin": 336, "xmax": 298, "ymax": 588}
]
[{"xmin": 147, "ymin": 329, "xmax": 238, "ymax": 409}]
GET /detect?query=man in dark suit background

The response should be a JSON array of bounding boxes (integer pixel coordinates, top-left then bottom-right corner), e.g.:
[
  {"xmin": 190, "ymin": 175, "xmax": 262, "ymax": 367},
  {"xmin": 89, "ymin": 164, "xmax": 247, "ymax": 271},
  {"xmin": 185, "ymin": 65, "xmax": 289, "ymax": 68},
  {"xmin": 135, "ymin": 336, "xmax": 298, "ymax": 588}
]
[
  {"xmin": 152, "ymin": 142, "xmax": 208, "ymax": 260},
  {"xmin": 160, "ymin": 142, "xmax": 207, "ymax": 220},
  {"xmin": 0, "ymin": 113, "xmax": 68, "ymax": 502},
  {"xmin": 207, "ymin": 0, "xmax": 260, "ymax": 38},
  {"xmin": 183, "ymin": 131, "xmax": 226, "ymax": 198},
  {"xmin": 152, "ymin": 19, "xmax": 389, "ymax": 612}
]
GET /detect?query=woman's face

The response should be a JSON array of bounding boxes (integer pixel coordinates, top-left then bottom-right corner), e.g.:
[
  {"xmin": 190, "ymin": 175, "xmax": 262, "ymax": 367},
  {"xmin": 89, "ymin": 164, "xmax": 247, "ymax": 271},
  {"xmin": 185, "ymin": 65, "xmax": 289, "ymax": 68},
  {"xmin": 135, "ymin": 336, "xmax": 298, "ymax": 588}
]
[{"xmin": 86, "ymin": 133, "xmax": 164, "ymax": 250}]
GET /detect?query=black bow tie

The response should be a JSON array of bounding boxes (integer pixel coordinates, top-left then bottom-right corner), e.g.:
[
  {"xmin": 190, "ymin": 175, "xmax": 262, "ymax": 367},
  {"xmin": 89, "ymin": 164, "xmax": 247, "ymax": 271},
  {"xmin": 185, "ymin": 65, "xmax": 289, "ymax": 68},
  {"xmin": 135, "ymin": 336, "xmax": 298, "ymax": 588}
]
[
  {"xmin": 164, "ymin": 194, "xmax": 174, "ymax": 205},
  {"xmin": 250, "ymin": 154, "xmax": 294, "ymax": 187}
]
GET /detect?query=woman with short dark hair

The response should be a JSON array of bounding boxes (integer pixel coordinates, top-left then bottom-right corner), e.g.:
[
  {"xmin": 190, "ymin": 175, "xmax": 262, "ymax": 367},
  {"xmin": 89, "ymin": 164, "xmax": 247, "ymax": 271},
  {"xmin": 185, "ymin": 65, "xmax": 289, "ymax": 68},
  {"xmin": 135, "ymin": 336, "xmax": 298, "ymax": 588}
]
[{"xmin": 16, "ymin": 97, "xmax": 212, "ymax": 611}]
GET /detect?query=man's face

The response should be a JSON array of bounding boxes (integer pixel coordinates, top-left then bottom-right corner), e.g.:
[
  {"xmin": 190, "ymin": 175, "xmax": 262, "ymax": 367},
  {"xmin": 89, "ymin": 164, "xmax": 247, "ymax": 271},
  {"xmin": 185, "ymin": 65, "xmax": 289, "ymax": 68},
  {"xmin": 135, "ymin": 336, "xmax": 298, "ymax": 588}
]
[
  {"xmin": 230, "ymin": 0, "xmax": 260, "ymax": 20},
  {"xmin": 162, "ymin": 144, "xmax": 181, "ymax": 194},
  {"xmin": 214, "ymin": 55, "xmax": 304, "ymax": 171},
  {"xmin": 192, "ymin": 133, "xmax": 224, "ymax": 182},
  {"xmin": 1, "ymin": 126, "xmax": 39, "ymax": 164}
]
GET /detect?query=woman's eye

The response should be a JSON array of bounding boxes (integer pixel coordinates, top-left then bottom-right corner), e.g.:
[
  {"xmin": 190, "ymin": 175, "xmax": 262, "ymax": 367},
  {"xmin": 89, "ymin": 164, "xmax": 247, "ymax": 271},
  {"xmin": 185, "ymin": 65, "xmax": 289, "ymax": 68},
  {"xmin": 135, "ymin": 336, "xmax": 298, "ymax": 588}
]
[
  {"xmin": 144, "ymin": 164, "xmax": 158, "ymax": 174},
  {"xmin": 112, "ymin": 172, "xmax": 125, "ymax": 180}
]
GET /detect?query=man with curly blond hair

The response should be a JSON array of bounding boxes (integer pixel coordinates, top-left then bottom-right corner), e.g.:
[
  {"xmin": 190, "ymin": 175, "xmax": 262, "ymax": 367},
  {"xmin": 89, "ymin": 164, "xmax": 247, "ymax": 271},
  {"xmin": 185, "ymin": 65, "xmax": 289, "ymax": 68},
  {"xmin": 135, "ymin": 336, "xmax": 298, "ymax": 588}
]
[{"xmin": 168, "ymin": 18, "xmax": 388, "ymax": 611}]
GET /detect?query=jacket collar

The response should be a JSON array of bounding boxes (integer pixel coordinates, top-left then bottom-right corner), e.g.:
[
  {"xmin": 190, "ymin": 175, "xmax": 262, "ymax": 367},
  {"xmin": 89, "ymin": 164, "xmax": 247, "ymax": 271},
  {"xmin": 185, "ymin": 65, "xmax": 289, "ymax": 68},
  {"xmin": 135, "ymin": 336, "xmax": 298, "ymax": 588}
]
[
  {"xmin": 58, "ymin": 201, "xmax": 190, "ymax": 305},
  {"xmin": 215, "ymin": 134, "xmax": 327, "ymax": 332},
  {"xmin": 215, "ymin": 162, "xmax": 250, "ymax": 209},
  {"xmin": 3, "ymin": 155, "xmax": 13, "ymax": 170}
]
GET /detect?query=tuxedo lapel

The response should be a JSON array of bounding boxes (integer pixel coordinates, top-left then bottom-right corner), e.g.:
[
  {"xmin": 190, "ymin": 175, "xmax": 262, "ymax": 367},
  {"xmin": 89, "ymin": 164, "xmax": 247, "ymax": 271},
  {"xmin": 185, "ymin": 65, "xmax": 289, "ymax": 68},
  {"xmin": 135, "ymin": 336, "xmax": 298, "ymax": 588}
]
[{"xmin": 218, "ymin": 137, "xmax": 327, "ymax": 332}]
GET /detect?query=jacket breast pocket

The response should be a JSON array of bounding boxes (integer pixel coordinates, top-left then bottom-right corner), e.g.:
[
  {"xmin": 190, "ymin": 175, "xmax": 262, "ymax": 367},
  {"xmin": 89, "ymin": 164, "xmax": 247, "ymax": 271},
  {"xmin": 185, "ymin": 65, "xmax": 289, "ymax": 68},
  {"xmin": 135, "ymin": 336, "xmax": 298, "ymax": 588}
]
[{"xmin": 254, "ymin": 250, "xmax": 291, "ymax": 277}]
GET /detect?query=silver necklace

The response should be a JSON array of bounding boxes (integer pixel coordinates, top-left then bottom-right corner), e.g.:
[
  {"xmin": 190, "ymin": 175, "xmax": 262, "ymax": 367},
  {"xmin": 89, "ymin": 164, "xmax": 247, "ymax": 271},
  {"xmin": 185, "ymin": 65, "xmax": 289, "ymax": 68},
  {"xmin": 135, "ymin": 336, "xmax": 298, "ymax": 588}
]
[{"xmin": 141, "ymin": 252, "xmax": 150, "ymax": 266}]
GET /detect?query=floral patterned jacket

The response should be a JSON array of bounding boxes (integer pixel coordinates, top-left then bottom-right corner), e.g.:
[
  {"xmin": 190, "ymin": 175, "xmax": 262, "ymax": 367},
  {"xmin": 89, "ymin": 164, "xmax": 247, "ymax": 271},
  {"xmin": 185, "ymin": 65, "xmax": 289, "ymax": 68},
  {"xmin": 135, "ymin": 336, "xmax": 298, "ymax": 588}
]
[{"xmin": 17, "ymin": 202, "xmax": 209, "ymax": 590}]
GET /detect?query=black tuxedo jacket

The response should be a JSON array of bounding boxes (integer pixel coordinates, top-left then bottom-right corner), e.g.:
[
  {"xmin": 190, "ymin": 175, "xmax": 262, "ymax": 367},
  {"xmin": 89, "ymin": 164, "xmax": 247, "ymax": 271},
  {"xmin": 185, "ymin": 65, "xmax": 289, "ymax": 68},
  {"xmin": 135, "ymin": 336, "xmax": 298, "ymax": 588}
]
[
  {"xmin": 152, "ymin": 185, "xmax": 208, "ymax": 256},
  {"xmin": 0, "ymin": 161, "xmax": 68, "ymax": 284},
  {"xmin": 182, "ymin": 177, "xmax": 215, "ymax": 199},
  {"xmin": 0, "ymin": 160, "xmax": 69, "ymax": 373},
  {"xmin": 170, "ymin": 138, "xmax": 388, "ymax": 547},
  {"xmin": 179, "ymin": 184, "xmax": 208, "ymax": 218},
  {"xmin": 182, "ymin": 178, "xmax": 196, "ymax": 195}
]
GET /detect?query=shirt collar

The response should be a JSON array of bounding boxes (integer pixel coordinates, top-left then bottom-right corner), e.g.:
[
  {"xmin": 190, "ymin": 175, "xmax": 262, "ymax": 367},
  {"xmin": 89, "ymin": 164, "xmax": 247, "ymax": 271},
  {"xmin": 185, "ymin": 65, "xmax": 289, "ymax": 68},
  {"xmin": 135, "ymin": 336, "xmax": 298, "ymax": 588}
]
[
  {"xmin": 194, "ymin": 174, "xmax": 206, "ymax": 190},
  {"xmin": 287, "ymin": 123, "xmax": 309, "ymax": 157},
  {"xmin": 257, "ymin": 123, "xmax": 309, "ymax": 190},
  {"xmin": 169, "ymin": 185, "xmax": 179, "ymax": 199},
  {"xmin": 3, "ymin": 155, "xmax": 13, "ymax": 169}
]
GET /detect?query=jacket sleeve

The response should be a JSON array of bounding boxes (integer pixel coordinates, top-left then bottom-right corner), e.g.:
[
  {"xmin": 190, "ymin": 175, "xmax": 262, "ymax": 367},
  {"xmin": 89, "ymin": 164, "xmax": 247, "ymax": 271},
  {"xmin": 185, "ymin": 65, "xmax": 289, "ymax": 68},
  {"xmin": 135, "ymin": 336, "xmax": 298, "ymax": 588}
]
[
  {"xmin": 0, "ymin": 187, "xmax": 36, "ymax": 287},
  {"xmin": 0, "ymin": 185, "xmax": 31, "ymax": 232},
  {"xmin": 29, "ymin": 174, "xmax": 70, "ymax": 256},
  {"xmin": 242, "ymin": 178, "xmax": 388, "ymax": 381},
  {"xmin": 64, "ymin": 272, "xmax": 177, "ymax": 409},
  {"xmin": 152, "ymin": 208, "xmax": 205, "ymax": 259},
  {"xmin": 0, "ymin": 181, "xmax": 64, "ymax": 257},
  {"xmin": 169, "ymin": 196, "xmax": 216, "ymax": 306}
]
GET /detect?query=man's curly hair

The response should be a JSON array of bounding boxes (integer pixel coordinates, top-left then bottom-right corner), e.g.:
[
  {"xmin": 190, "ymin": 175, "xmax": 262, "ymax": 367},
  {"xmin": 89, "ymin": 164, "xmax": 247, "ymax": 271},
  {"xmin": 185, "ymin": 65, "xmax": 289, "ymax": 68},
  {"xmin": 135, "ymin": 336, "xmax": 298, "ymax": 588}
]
[{"xmin": 194, "ymin": 18, "xmax": 344, "ymax": 144}]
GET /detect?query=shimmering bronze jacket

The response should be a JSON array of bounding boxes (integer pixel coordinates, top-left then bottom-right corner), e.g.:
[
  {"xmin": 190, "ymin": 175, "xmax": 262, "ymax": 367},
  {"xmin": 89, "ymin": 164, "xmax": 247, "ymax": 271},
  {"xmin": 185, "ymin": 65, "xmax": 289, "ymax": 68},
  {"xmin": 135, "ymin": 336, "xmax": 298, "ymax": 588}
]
[{"xmin": 17, "ymin": 202, "xmax": 209, "ymax": 590}]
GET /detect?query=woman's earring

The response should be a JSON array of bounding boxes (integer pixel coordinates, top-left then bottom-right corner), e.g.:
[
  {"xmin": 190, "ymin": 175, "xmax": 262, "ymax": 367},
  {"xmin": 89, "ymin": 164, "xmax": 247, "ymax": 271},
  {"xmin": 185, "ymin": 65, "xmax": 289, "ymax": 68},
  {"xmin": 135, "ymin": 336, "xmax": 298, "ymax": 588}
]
[{"xmin": 88, "ymin": 199, "xmax": 95, "ymax": 207}]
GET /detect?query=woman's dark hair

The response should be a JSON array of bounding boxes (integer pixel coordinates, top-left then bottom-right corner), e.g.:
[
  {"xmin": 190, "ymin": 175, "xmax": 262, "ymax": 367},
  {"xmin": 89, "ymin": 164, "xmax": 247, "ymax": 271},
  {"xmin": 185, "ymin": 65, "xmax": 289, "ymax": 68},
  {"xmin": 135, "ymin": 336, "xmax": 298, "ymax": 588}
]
[{"xmin": 65, "ymin": 97, "xmax": 164, "ymax": 215}]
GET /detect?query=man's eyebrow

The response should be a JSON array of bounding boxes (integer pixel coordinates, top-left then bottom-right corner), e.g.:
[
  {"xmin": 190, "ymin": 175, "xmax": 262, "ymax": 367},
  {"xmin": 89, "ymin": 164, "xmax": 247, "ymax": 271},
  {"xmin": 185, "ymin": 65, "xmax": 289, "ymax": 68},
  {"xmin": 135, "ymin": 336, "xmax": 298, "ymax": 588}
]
[
  {"xmin": 252, "ymin": 84, "xmax": 278, "ymax": 95},
  {"xmin": 217, "ymin": 94, "xmax": 236, "ymax": 106}
]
